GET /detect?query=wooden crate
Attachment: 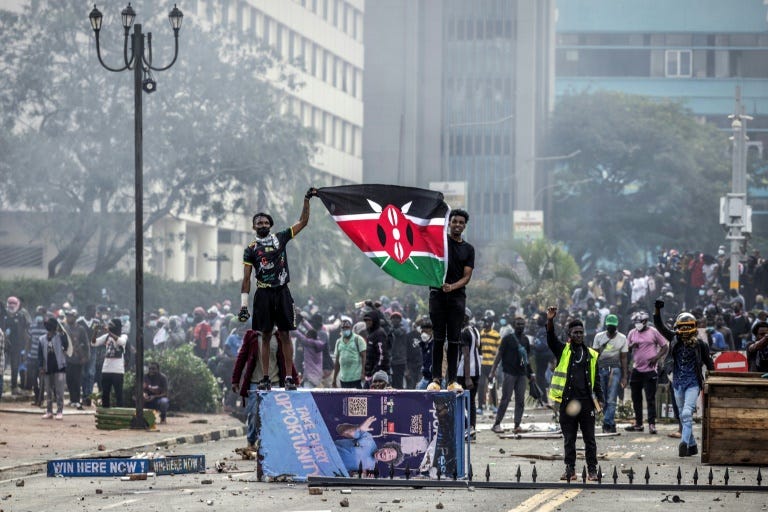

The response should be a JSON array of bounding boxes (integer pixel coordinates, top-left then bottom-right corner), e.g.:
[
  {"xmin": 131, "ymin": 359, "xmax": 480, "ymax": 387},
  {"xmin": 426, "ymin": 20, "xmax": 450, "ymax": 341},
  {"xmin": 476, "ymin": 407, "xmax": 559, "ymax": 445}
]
[{"xmin": 702, "ymin": 372, "xmax": 768, "ymax": 465}]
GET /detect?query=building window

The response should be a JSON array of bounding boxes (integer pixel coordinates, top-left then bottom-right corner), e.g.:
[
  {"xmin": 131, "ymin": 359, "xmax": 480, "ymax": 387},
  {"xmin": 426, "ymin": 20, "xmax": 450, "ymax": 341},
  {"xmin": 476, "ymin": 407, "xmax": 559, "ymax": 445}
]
[
  {"xmin": 665, "ymin": 50, "xmax": 692, "ymax": 77},
  {"xmin": 0, "ymin": 245, "xmax": 44, "ymax": 268}
]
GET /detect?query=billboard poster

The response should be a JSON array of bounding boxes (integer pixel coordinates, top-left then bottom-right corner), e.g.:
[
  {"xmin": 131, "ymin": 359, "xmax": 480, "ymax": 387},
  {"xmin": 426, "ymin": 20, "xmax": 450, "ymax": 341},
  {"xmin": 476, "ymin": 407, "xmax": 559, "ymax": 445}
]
[
  {"xmin": 256, "ymin": 390, "xmax": 467, "ymax": 481},
  {"xmin": 512, "ymin": 210, "xmax": 544, "ymax": 241}
]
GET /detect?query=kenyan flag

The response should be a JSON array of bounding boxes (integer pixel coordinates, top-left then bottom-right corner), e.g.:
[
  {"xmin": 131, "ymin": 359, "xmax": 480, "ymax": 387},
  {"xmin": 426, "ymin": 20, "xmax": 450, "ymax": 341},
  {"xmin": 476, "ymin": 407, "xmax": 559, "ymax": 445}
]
[{"xmin": 317, "ymin": 185, "xmax": 449, "ymax": 288}]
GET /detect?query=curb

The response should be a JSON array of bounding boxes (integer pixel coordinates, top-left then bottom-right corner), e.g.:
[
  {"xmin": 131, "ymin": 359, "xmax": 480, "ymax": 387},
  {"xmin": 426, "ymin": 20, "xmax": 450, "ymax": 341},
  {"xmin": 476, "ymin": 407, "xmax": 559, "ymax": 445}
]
[{"xmin": 0, "ymin": 425, "xmax": 246, "ymax": 477}]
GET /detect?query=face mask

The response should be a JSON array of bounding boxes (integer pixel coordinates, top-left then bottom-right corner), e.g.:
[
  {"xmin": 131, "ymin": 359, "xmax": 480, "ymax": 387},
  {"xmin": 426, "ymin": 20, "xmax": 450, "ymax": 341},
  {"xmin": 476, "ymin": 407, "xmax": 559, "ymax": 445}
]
[
  {"xmin": 499, "ymin": 319, "xmax": 507, "ymax": 326},
  {"xmin": 421, "ymin": 332, "xmax": 431, "ymax": 342},
  {"xmin": 635, "ymin": 322, "xmax": 645, "ymax": 331},
  {"xmin": 342, "ymin": 329, "xmax": 352, "ymax": 337},
  {"xmin": 256, "ymin": 227, "xmax": 270, "ymax": 238}
]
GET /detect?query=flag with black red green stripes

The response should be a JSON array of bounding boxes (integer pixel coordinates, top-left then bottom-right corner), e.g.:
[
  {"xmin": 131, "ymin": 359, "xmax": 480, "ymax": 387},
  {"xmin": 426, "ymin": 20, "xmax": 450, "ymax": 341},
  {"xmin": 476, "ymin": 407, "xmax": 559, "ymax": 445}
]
[{"xmin": 316, "ymin": 184, "xmax": 449, "ymax": 287}]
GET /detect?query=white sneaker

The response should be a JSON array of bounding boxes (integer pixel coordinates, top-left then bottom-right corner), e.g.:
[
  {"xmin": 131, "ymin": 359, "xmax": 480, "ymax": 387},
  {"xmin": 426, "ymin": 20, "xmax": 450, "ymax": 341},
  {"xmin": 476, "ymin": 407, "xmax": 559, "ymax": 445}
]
[
  {"xmin": 55, "ymin": 412, "xmax": 63, "ymax": 420},
  {"xmin": 41, "ymin": 412, "xmax": 53, "ymax": 419}
]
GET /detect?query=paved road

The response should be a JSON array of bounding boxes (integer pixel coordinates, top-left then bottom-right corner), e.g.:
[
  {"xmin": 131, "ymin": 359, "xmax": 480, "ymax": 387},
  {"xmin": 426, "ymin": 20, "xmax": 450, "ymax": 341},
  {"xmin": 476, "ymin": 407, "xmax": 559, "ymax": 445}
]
[{"xmin": 2, "ymin": 403, "xmax": 765, "ymax": 512}]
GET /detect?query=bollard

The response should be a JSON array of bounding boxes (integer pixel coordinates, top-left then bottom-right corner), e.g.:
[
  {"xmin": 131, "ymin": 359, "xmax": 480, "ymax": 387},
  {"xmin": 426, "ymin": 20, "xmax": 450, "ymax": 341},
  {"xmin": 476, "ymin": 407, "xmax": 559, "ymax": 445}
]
[
  {"xmin": 531, "ymin": 466, "xmax": 537, "ymax": 483},
  {"xmin": 515, "ymin": 466, "xmax": 522, "ymax": 483},
  {"xmin": 693, "ymin": 468, "xmax": 699, "ymax": 486},
  {"xmin": 708, "ymin": 468, "xmax": 714, "ymax": 486},
  {"xmin": 358, "ymin": 462, "xmax": 363, "ymax": 479},
  {"xmin": 389, "ymin": 463, "xmax": 395, "ymax": 480},
  {"xmin": 485, "ymin": 464, "xmax": 491, "ymax": 483},
  {"xmin": 452, "ymin": 467, "xmax": 457, "ymax": 481},
  {"xmin": 676, "ymin": 466, "xmax": 681, "ymax": 486},
  {"xmin": 758, "ymin": 468, "xmax": 762, "ymax": 487},
  {"xmin": 644, "ymin": 466, "xmax": 650, "ymax": 485},
  {"xmin": 437, "ymin": 466, "xmax": 442, "ymax": 481},
  {"xmin": 597, "ymin": 465, "xmax": 603, "ymax": 485},
  {"xmin": 405, "ymin": 465, "xmax": 411, "ymax": 480},
  {"xmin": 468, "ymin": 464, "xmax": 473, "ymax": 482},
  {"xmin": 372, "ymin": 466, "xmax": 379, "ymax": 479},
  {"xmin": 612, "ymin": 466, "xmax": 618, "ymax": 485},
  {"xmin": 581, "ymin": 466, "xmax": 587, "ymax": 484},
  {"xmin": 628, "ymin": 467, "xmax": 634, "ymax": 485},
  {"xmin": 724, "ymin": 467, "xmax": 729, "ymax": 486}
]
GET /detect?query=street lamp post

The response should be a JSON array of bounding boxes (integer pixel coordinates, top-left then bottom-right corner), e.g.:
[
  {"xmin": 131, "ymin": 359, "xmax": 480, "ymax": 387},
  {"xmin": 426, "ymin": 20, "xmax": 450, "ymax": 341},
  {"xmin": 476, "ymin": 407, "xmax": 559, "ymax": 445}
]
[{"xmin": 88, "ymin": 3, "xmax": 183, "ymax": 429}]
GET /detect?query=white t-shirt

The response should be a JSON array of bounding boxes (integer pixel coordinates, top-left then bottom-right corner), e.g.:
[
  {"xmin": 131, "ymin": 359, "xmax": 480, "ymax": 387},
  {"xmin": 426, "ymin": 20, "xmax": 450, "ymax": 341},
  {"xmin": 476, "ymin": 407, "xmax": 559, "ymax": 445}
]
[{"xmin": 93, "ymin": 332, "xmax": 127, "ymax": 374}]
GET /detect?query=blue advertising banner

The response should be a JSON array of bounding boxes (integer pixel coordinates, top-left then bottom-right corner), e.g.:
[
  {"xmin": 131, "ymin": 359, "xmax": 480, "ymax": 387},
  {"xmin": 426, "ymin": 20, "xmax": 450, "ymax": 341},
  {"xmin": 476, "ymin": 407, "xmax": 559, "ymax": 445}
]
[
  {"xmin": 257, "ymin": 390, "xmax": 467, "ymax": 481},
  {"xmin": 150, "ymin": 455, "xmax": 205, "ymax": 475},
  {"xmin": 47, "ymin": 458, "xmax": 149, "ymax": 477},
  {"xmin": 47, "ymin": 455, "xmax": 205, "ymax": 477}
]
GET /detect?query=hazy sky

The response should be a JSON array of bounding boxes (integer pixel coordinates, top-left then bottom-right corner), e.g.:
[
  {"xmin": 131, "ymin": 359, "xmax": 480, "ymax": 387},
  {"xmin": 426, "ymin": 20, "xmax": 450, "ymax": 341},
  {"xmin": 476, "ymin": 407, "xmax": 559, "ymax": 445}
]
[{"xmin": 0, "ymin": 0, "xmax": 25, "ymax": 13}]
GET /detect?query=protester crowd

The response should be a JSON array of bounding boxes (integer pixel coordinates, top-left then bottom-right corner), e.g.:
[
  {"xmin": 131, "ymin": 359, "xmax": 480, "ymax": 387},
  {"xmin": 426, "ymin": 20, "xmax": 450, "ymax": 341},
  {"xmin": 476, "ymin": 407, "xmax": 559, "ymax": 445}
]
[{"xmin": 3, "ymin": 244, "xmax": 768, "ymax": 439}]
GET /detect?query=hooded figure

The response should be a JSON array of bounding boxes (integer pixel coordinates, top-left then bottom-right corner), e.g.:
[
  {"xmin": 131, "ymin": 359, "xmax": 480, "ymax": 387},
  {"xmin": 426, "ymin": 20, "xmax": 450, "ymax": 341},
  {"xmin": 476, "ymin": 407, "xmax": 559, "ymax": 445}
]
[{"xmin": 363, "ymin": 311, "xmax": 389, "ymax": 385}]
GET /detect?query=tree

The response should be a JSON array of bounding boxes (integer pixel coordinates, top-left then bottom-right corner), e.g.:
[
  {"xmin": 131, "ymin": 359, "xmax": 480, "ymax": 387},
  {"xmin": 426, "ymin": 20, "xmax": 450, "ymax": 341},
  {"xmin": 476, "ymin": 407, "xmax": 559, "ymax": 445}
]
[
  {"xmin": 493, "ymin": 238, "xmax": 580, "ymax": 308},
  {"xmin": 0, "ymin": 0, "xmax": 316, "ymax": 277},
  {"xmin": 547, "ymin": 91, "xmax": 730, "ymax": 270}
]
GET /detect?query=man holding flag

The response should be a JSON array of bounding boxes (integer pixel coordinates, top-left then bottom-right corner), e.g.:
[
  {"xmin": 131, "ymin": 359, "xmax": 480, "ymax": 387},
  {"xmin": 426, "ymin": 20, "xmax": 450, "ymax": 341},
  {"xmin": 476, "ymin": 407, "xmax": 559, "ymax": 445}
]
[
  {"xmin": 426, "ymin": 209, "xmax": 474, "ymax": 391},
  {"xmin": 314, "ymin": 185, "xmax": 474, "ymax": 390},
  {"xmin": 239, "ymin": 187, "xmax": 318, "ymax": 391}
]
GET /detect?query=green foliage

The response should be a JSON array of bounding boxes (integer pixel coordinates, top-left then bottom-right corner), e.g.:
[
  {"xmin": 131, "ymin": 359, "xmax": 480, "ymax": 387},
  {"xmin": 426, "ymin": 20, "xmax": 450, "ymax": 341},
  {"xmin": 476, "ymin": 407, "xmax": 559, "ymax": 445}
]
[
  {"xmin": 123, "ymin": 345, "xmax": 221, "ymax": 414},
  {"xmin": 0, "ymin": 272, "xmax": 240, "ymax": 315},
  {"xmin": 548, "ymin": 91, "xmax": 730, "ymax": 270},
  {"xmin": 493, "ymin": 238, "xmax": 581, "ymax": 308}
]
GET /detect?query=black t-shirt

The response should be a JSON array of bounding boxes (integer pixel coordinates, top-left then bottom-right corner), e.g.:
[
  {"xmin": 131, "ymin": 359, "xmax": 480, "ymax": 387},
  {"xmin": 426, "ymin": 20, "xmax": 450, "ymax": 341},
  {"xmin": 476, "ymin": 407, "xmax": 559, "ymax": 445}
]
[
  {"xmin": 567, "ymin": 344, "xmax": 591, "ymax": 400},
  {"xmin": 243, "ymin": 228, "xmax": 293, "ymax": 287},
  {"xmin": 442, "ymin": 236, "xmax": 475, "ymax": 294}
]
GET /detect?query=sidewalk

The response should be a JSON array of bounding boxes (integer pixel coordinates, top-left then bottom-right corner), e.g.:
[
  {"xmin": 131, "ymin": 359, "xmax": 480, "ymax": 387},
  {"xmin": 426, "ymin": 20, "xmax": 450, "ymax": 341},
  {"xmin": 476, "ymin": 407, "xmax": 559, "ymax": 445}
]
[{"xmin": 0, "ymin": 398, "xmax": 246, "ymax": 478}]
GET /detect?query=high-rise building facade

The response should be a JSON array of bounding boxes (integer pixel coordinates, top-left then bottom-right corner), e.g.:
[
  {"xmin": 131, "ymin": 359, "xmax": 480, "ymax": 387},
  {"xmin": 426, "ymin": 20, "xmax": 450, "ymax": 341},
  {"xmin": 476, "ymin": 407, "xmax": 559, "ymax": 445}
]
[
  {"xmin": 363, "ymin": 0, "xmax": 555, "ymax": 247},
  {"xmin": 556, "ymin": 0, "xmax": 768, "ymax": 143}
]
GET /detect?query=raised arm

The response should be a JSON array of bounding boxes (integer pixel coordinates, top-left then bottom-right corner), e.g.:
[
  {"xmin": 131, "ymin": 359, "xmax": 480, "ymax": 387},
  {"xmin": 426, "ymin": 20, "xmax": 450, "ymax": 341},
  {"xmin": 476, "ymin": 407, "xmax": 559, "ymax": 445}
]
[{"xmin": 291, "ymin": 187, "xmax": 317, "ymax": 237}]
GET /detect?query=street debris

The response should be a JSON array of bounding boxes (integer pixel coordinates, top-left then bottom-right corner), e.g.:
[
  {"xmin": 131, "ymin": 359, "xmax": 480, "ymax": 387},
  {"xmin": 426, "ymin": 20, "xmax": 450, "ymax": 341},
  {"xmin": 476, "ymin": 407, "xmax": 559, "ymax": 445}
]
[{"xmin": 340, "ymin": 497, "xmax": 350, "ymax": 507}]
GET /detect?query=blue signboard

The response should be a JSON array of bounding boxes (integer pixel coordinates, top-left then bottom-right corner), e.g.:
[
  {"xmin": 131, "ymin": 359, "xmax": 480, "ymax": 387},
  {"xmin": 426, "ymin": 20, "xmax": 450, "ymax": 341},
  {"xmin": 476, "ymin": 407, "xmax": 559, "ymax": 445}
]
[
  {"xmin": 257, "ymin": 389, "xmax": 467, "ymax": 481},
  {"xmin": 150, "ymin": 455, "xmax": 205, "ymax": 475},
  {"xmin": 47, "ymin": 458, "xmax": 149, "ymax": 477},
  {"xmin": 47, "ymin": 455, "xmax": 205, "ymax": 477}
]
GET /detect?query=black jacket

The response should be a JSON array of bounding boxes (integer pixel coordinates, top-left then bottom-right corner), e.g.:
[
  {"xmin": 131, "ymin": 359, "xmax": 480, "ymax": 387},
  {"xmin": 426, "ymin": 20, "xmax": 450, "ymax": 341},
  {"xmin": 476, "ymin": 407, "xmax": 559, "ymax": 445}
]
[{"xmin": 364, "ymin": 314, "xmax": 390, "ymax": 377}]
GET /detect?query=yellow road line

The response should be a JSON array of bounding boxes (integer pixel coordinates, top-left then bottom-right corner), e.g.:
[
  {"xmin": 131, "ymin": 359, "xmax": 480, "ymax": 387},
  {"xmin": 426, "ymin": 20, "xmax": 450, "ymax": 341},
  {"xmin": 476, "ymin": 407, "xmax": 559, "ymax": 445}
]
[
  {"xmin": 535, "ymin": 489, "xmax": 583, "ymax": 512},
  {"xmin": 506, "ymin": 489, "xmax": 562, "ymax": 512}
]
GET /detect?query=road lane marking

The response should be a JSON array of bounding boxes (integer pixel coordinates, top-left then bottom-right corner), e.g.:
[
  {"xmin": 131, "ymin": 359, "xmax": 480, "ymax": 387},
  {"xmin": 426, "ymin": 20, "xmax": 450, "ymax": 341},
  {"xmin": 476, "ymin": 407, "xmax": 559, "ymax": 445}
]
[
  {"xmin": 506, "ymin": 489, "xmax": 561, "ymax": 511},
  {"xmin": 103, "ymin": 499, "xmax": 140, "ymax": 509},
  {"xmin": 622, "ymin": 451, "xmax": 636, "ymax": 458},
  {"xmin": 535, "ymin": 489, "xmax": 582, "ymax": 512}
]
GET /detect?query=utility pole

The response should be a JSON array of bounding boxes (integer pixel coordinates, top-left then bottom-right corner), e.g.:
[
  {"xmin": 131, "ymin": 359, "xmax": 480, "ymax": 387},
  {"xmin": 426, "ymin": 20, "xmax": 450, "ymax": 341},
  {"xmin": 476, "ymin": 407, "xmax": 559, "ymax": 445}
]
[{"xmin": 721, "ymin": 86, "xmax": 752, "ymax": 291}]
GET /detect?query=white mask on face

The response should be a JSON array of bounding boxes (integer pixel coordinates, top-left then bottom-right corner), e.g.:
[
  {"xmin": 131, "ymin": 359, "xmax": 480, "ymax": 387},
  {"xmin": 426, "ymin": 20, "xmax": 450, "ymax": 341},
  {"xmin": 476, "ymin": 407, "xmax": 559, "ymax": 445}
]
[
  {"xmin": 421, "ymin": 332, "xmax": 431, "ymax": 342},
  {"xmin": 342, "ymin": 329, "xmax": 352, "ymax": 337},
  {"xmin": 635, "ymin": 322, "xmax": 645, "ymax": 331}
]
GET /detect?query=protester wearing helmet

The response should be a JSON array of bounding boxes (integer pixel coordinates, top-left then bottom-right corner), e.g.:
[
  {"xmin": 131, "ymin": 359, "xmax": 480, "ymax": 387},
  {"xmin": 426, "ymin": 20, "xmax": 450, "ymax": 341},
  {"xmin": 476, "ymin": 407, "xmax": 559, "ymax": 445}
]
[
  {"xmin": 653, "ymin": 300, "xmax": 714, "ymax": 457},
  {"xmin": 624, "ymin": 310, "xmax": 669, "ymax": 434},
  {"xmin": 592, "ymin": 314, "xmax": 628, "ymax": 433}
]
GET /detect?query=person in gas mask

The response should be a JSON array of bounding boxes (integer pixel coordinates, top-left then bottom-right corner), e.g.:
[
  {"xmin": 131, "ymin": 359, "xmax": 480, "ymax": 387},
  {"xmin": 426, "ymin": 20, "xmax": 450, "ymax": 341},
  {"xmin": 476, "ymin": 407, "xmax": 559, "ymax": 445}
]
[
  {"xmin": 592, "ymin": 314, "xmax": 628, "ymax": 433},
  {"xmin": 625, "ymin": 311, "xmax": 668, "ymax": 434}
]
